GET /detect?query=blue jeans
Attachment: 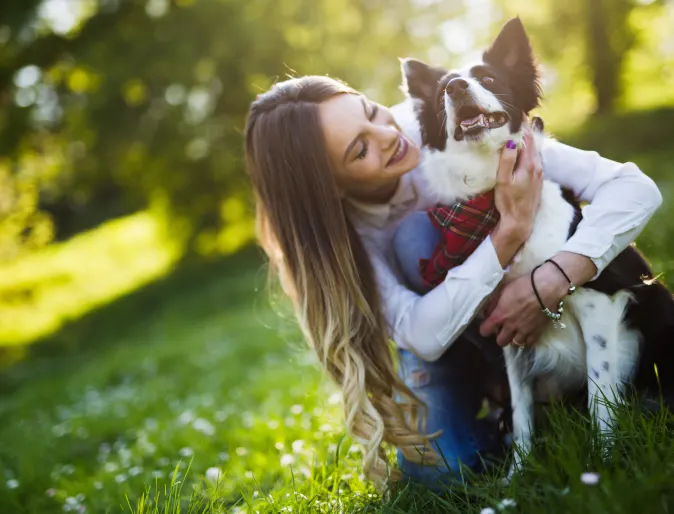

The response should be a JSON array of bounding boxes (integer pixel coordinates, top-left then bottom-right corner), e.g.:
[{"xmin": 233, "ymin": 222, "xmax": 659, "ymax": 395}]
[{"xmin": 393, "ymin": 212, "xmax": 505, "ymax": 490}]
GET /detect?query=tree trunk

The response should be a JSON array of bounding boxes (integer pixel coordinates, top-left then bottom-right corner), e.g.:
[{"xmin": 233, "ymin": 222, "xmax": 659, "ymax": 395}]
[{"xmin": 585, "ymin": 0, "xmax": 634, "ymax": 115}]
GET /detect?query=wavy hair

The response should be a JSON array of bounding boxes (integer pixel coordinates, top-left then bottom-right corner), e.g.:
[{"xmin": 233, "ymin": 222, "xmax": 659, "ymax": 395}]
[{"xmin": 244, "ymin": 76, "xmax": 437, "ymax": 485}]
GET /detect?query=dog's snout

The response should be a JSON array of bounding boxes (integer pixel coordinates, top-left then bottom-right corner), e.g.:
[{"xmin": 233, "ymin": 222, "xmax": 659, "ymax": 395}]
[{"xmin": 446, "ymin": 78, "xmax": 469, "ymax": 98}]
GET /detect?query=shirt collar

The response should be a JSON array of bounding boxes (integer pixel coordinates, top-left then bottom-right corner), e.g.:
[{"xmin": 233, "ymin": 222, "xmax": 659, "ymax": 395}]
[{"xmin": 345, "ymin": 172, "xmax": 418, "ymax": 229}]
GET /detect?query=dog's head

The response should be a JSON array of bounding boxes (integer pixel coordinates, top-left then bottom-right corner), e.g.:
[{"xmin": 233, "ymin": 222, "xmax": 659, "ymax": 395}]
[{"xmin": 401, "ymin": 17, "xmax": 541, "ymax": 152}]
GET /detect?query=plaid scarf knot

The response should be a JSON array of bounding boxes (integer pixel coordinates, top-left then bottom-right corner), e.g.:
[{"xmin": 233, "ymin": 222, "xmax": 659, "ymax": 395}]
[{"xmin": 419, "ymin": 190, "xmax": 500, "ymax": 288}]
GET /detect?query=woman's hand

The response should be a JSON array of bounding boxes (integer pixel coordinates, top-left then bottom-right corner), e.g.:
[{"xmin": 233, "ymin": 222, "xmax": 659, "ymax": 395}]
[
  {"xmin": 480, "ymin": 264, "xmax": 569, "ymax": 346},
  {"xmin": 481, "ymin": 252, "xmax": 598, "ymax": 347},
  {"xmin": 490, "ymin": 125, "xmax": 544, "ymax": 268}
]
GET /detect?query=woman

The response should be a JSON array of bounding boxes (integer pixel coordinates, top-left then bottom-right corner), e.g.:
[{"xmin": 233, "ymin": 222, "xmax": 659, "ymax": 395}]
[{"xmin": 244, "ymin": 76, "xmax": 662, "ymax": 489}]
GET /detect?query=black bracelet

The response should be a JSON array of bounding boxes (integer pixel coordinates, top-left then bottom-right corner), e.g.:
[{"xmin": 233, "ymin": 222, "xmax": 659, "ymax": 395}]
[
  {"xmin": 531, "ymin": 263, "xmax": 566, "ymax": 329},
  {"xmin": 545, "ymin": 258, "xmax": 576, "ymax": 295}
]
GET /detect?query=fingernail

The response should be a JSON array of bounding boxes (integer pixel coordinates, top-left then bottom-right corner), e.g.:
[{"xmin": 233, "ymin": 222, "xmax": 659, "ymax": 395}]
[{"xmin": 506, "ymin": 140, "xmax": 516, "ymax": 150}]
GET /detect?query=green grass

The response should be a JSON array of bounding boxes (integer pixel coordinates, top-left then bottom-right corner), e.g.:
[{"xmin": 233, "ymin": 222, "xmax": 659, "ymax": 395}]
[{"xmin": 3, "ymin": 109, "xmax": 674, "ymax": 513}]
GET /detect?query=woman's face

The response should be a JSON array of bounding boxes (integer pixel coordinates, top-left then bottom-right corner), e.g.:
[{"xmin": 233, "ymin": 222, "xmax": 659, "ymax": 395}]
[{"xmin": 319, "ymin": 94, "xmax": 421, "ymax": 199}]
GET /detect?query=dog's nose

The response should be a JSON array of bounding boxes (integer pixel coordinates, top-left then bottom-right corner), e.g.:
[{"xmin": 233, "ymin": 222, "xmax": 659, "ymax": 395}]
[{"xmin": 446, "ymin": 78, "xmax": 469, "ymax": 98}]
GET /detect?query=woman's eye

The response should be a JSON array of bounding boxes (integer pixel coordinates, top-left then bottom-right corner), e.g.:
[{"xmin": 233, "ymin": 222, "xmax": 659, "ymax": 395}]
[
  {"xmin": 482, "ymin": 76, "xmax": 494, "ymax": 85},
  {"xmin": 356, "ymin": 142, "xmax": 368, "ymax": 160}
]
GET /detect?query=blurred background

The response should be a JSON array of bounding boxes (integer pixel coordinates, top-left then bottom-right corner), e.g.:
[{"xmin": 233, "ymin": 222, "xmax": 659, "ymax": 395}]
[{"xmin": 1, "ymin": 0, "xmax": 674, "ymax": 512}]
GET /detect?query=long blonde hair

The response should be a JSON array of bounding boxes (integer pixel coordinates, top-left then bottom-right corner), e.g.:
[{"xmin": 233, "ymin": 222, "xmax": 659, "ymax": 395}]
[{"xmin": 244, "ymin": 76, "xmax": 436, "ymax": 485}]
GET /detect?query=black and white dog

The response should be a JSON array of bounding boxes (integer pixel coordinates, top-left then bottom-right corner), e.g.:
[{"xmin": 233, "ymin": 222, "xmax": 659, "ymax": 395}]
[{"xmin": 401, "ymin": 17, "xmax": 674, "ymax": 478}]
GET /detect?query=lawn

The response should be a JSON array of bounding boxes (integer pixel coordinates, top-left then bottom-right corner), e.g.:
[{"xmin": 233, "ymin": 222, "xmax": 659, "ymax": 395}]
[{"xmin": 2, "ymin": 109, "xmax": 674, "ymax": 513}]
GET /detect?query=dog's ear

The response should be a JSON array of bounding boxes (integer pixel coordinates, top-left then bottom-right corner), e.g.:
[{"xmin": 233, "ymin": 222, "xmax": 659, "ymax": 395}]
[
  {"xmin": 400, "ymin": 57, "xmax": 446, "ymax": 102},
  {"xmin": 483, "ymin": 17, "xmax": 541, "ymax": 112}
]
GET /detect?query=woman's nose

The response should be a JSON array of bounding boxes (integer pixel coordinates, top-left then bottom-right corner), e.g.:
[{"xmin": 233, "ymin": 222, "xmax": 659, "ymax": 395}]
[{"xmin": 375, "ymin": 124, "xmax": 399, "ymax": 150}]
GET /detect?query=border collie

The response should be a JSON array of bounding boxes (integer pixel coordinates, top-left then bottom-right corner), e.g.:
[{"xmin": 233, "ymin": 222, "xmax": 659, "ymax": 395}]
[{"xmin": 401, "ymin": 17, "xmax": 674, "ymax": 479}]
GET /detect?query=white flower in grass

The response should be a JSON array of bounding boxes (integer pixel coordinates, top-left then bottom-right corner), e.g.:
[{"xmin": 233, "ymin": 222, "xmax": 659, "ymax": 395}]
[
  {"xmin": 114, "ymin": 473, "xmax": 127, "ymax": 483},
  {"xmin": 46, "ymin": 488, "xmax": 57, "ymax": 497},
  {"xmin": 205, "ymin": 467, "xmax": 222, "ymax": 483},
  {"xmin": 280, "ymin": 454, "xmax": 295, "ymax": 467},
  {"xmin": 235, "ymin": 447, "xmax": 247, "ymax": 456},
  {"xmin": 6, "ymin": 479, "xmax": 19, "ymax": 489},
  {"xmin": 178, "ymin": 410, "xmax": 195, "ymax": 425},
  {"xmin": 193, "ymin": 418, "xmax": 215, "ymax": 436},
  {"xmin": 93, "ymin": 482, "xmax": 103, "ymax": 490},
  {"xmin": 158, "ymin": 457, "xmax": 170, "ymax": 466},
  {"xmin": 581, "ymin": 472, "xmax": 600, "ymax": 485},
  {"xmin": 104, "ymin": 462, "xmax": 119, "ymax": 473},
  {"xmin": 497, "ymin": 498, "xmax": 517, "ymax": 509},
  {"xmin": 77, "ymin": 505, "xmax": 87, "ymax": 513},
  {"xmin": 244, "ymin": 471, "xmax": 254, "ymax": 480},
  {"xmin": 151, "ymin": 470, "xmax": 163, "ymax": 479},
  {"xmin": 179, "ymin": 447, "xmax": 194, "ymax": 458},
  {"xmin": 274, "ymin": 442, "xmax": 285, "ymax": 451},
  {"xmin": 219, "ymin": 452, "xmax": 230, "ymax": 462},
  {"xmin": 480, "ymin": 508, "xmax": 496, "ymax": 514},
  {"xmin": 290, "ymin": 404, "xmax": 303, "ymax": 415},
  {"xmin": 291, "ymin": 440, "xmax": 304, "ymax": 454},
  {"xmin": 129, "ymin": 466, "xmax": 143, "ymax": 477}
]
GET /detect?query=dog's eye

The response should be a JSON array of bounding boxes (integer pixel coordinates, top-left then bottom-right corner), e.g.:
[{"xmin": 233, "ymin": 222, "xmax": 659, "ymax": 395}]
[{"xmin": 481, "ymin": 76, "xmax": 494, "ymax": 85}]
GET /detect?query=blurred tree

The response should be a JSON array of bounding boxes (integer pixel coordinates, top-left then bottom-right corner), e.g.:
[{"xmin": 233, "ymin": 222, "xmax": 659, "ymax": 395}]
[
  {"xmin": 585, "ymin": 0, "xmax": 636, "ymax": 114},
  {"xmin": 0, "ymin": 0, "xmax": 463, "ymax": 257},
  {"xmin": 493, "ymin": 0, "xmax": 654, "ymax": 115}
]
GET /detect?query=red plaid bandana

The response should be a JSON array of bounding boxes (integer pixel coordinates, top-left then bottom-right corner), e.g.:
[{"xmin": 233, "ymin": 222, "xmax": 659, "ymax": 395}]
[{"xmin": 419, "ymin": 190, "xmax": 500, "ymax": 289}]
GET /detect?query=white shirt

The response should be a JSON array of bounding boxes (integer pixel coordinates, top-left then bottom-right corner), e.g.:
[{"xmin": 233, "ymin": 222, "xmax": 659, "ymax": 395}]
[{"xmin": 345, "ymin": 99, "xmax": 663, "ymax": 362}]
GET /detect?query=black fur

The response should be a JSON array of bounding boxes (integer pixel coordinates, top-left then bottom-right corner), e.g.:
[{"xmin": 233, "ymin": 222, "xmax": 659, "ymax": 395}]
[
  {"xmin": 401, "ymin": 58, "xmax": 448, "ymax": 150},
  {"xmin": 482, "ymin": 17, "xmax": 542, "ymax": 115}
]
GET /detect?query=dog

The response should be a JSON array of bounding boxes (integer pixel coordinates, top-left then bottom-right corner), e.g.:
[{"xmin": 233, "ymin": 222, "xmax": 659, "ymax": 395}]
[{"xmin": 400, "ymin": 16, "xmax": 674, "ymax": 479}]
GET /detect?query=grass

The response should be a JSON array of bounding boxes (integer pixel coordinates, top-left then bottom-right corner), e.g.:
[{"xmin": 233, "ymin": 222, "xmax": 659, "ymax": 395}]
[{"xmin": 2, "ymin": 108, "xmax": 674, "ymax": 513}]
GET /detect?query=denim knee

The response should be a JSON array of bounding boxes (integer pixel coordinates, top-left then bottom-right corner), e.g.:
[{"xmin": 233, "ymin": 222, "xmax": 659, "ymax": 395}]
[{"xmin": 395, "ymin": 344, "xmax": 502, "ymax": 488}]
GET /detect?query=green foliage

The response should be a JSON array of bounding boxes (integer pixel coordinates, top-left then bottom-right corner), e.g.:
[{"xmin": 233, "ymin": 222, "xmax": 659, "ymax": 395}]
[
  {"xmin": 1, "ymin": 0, "xmax": 673, "ymax": 256},
  {"xmin": 0, "ymin": 0, "xmax": 463, "ymax": 253}
]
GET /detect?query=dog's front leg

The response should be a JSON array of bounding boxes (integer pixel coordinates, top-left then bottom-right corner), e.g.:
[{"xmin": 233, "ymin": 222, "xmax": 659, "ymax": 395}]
[
  {"xmin": 571, "ymin": 290, "xmax": 639, "ymax": 455},
  {"xmin": 503, "ymin": 344, "xmax": 534, "ymax": 481}
]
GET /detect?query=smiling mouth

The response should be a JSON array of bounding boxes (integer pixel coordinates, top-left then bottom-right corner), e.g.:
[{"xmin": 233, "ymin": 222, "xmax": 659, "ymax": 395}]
[
  {"xmin": 453, "ymin": 105, "xmax": 509, "ymax": 140},
  {"xmin": 386, "ymin": 134, "xmax": 408, "ymax": 167}
]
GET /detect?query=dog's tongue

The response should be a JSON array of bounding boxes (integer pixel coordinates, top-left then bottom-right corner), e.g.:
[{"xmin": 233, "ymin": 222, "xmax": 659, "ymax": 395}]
[{"xmin": 460, "ymin": 114, "xmax": 486, "ymax": 129}]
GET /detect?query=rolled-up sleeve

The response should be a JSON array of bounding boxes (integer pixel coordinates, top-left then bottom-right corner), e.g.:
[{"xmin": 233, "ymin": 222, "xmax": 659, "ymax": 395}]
[
  {"xmin": 542, "ymin": 140, "xmax": 662, "ymax": 276},
  {"xmin": 370, "ymin": 235, "xmax": 505, "ymax": 362}
]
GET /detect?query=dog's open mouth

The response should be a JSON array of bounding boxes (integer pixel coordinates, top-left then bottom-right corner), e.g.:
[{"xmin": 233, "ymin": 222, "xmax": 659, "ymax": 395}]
[{"xmin": 453, "ymin": 105, "xmax": 508, "ymax": 140}]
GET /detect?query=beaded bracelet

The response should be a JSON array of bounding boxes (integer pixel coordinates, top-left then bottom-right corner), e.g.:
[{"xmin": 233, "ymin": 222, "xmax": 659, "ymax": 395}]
[{"xmin": 530, "ymin": 258, "xmax": 576, "ymax": 329}]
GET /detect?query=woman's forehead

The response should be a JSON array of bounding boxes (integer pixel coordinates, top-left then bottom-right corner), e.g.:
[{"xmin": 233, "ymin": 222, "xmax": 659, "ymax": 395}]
[{"xmin": 319, "ymin": 94, "xmax": 366, "ymax": 153}]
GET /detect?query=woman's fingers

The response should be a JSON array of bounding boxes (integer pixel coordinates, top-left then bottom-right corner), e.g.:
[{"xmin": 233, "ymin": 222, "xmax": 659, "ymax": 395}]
[
  {"xmin": 496, "ymin": 139, "xmax": 518, "ymax": 186},
  {"xmin": 496, "ymin": 324, "xmax": 516, "ymax": 347}
]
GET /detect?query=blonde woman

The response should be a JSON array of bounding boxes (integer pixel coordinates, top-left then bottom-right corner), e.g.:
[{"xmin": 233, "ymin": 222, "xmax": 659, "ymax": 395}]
[{"xmin": 244, "ymin": 76, "xmax": 661, "ymax": 490}]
